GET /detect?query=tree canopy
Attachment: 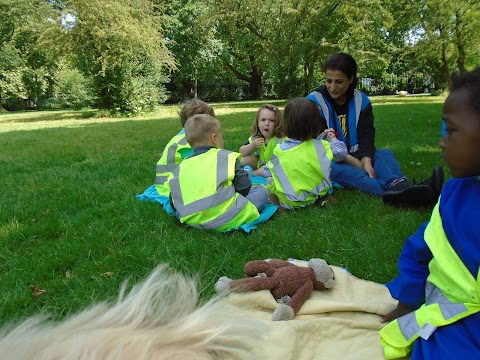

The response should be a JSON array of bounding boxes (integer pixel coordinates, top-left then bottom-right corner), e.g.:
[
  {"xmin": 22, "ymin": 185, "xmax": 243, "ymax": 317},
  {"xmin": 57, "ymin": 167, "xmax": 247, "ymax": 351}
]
[{"xmin": 0, "ymin": 0, "xmax": 479, "ymax": 111}]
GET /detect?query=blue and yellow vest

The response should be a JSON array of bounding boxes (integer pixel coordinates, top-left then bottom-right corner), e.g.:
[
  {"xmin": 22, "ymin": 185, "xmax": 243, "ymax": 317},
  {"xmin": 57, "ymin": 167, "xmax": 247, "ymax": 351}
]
[
  {"xmin": 167, "ymin": 148, "xmax": 260, "ymax": 231},
  {"xmin": 380, "ymin": 201, "xmax": 480, "ymax": 359},
  {"xmin": 154, "ymin": 129, "xmax": 193, "ymax": 196},
  {"xmin": 307, "ymin": 89, "xmax": 368, "ymax": 154},
  {"xmin": 267, "ymin": 139, "xmax": 333, "ymax": 208}
]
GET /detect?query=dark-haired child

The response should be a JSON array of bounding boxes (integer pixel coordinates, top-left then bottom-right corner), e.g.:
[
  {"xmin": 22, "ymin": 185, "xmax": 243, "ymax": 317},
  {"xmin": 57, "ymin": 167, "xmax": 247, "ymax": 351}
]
[
  {"xmin": 380, "ymin": 67, "xmax": 480, "ymax": 359},
  {"xmin": 264, "ymin": 97, "xmax": 347, "ymax": 209}
]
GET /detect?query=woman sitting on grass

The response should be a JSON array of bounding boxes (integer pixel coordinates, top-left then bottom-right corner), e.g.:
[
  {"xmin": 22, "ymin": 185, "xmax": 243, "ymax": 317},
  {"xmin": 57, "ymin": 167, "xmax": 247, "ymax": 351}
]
[{"xmin": 307, "ymin": 52, "xmax": 443, "ymax": 208}]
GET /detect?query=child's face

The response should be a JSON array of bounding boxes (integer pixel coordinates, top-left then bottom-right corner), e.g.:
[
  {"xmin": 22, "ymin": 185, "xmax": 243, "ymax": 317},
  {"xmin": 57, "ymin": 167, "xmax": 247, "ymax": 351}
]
[
  {"xmin": 440, "ymin": 89, "xmax": 480, "ymax": 178},
  {"xmin": 257, "ymin": 109, "xmax": 276, "ymax": 139}
]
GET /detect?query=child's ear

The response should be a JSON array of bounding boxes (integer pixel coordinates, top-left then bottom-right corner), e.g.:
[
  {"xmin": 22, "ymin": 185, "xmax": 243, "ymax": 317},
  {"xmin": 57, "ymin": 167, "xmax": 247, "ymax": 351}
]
[{"xmin": 211, "ymin": 132, "xmax": 218, "ymax": 146}]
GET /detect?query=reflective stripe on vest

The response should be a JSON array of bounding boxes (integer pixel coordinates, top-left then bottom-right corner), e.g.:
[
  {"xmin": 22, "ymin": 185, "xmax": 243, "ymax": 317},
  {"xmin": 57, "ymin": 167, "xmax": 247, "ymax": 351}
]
[
  {"xmin": 308, "ymin": 90, "xmax": 363, "ymax": 153},
  {"xmin": 169, "ymin": 149, "xmax": 258, "ymax": 230},
  {"xmin": 380, "ymin": 201, "xmax": 480, "ymax": 359},
  {"xmin": 155, "ymin": 136, "xmax": 189, "ymax": 185},
  {"xmin": 270, "ymin": 140, "xmax": 332, "ymax": 202}
]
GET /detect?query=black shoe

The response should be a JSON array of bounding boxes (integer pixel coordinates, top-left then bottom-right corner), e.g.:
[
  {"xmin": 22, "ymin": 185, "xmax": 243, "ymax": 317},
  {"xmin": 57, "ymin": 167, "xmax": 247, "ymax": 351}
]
[
  {"xmin": 420, "ymin": 166, "xmax": 444, "ymax": 204},
  {"xmin": 383, "ymin": 179, "xmax": 433, "ymax": 207}
]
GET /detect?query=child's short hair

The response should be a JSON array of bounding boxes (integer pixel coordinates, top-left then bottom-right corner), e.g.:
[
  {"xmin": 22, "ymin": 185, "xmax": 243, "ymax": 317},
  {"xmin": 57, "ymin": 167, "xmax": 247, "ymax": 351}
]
[
  {"xmin": 450, "ymin": 67, "xmax": 480, "ymax": 116},
  {"xmin": 251, "ymin": 104, "xmax": 284, "ymax": 137},
  {"xmin": 179, "ymin": 98, "xmax": 215, "ymax": 126},
  {"xmin": 184, "ymin": 114, "xmax": 222, "ymax": 148},
  {"xmin": 283, "ymin": 98, "xmax": 322, "ymax": 141}
]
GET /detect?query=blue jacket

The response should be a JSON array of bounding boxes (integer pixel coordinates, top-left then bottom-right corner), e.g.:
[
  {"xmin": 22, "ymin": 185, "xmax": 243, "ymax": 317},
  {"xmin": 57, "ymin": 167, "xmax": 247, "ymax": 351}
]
[{"xmin": 386, "ymin": 176, "xmax": 480, "ymax": 359}]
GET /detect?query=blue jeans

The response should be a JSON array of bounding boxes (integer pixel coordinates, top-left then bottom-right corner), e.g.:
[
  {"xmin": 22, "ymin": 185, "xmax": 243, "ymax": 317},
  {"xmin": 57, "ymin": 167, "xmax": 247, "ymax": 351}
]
[{"xmin": 331, "ymin": 149, "xmax": 405, "ymax": 196}]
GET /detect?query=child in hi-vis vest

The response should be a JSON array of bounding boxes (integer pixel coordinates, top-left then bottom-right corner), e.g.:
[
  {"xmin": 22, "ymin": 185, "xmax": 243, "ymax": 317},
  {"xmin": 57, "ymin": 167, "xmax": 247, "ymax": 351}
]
[
  {"xmin": 167, "ymin": 114, "xmax": 269, "ymax": 232},
  {"xmin": 264, "ymin": 97, "xmax": 347, "ymax": 210},
  {"xmin": 154, "ymin": 98, "xmax": 215, "ymax": 197},
  {"xmin": 380, "ymin": 67, "xmax": 480, "ymax": 359},
  {"xmin": 239, "ymin": 104, "xmax": 285, "ymax": 177}
]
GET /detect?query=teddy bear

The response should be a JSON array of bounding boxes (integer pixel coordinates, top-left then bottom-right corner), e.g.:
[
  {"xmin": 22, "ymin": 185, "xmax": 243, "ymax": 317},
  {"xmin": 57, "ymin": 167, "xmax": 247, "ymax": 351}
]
[{"xmin": 215, "ymin": 258, "xmax": 335, "ymax": 321}]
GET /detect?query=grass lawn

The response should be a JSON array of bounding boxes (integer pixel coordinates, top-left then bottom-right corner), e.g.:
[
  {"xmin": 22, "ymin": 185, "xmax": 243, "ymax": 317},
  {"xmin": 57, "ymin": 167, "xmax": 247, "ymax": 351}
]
[{"xmin": 0, "ymin": 95, "xmax": 446, "ymax": 322}]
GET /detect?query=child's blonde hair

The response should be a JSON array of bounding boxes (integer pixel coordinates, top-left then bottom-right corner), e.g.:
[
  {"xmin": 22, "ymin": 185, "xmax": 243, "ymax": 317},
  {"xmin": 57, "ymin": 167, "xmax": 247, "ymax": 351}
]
[
  {"xmin": 185, "ymin": 114, "xmax": 222, "ymax": 148},
  {"xmin": 179, "ymin": 98, "xmax": 215, "ymax": 126},
  {"xmin": 251, "ymin": 104, "xmax": 284, "ymax": 138}
]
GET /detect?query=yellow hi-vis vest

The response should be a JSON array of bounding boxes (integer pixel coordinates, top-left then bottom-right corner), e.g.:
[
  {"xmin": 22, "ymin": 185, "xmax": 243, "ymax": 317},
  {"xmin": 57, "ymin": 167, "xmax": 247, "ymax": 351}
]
[
  {"xmin": 380, "ymin": 201, "xmax": 480, "ymax": 359},
  {"xmin": 248, "ymin": 136, "xmax": 284, "ymax": 167},
  {"xmin": 267, "ymin": 139, "xmax": 333, "ymax": 208},
  {"xmin": 168, "ymin": 148, "xmax": 260, "ymax": 232},
  {"xmin": 154, "ymin": 132, "xmax": 191, "ymax": 196}
]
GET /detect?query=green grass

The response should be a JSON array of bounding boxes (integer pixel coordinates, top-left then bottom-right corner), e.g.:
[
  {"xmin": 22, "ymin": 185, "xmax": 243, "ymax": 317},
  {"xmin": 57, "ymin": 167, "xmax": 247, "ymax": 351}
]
[{"xmin": 0, "ymin": 96, "xmax": 446, "ymax": 322}]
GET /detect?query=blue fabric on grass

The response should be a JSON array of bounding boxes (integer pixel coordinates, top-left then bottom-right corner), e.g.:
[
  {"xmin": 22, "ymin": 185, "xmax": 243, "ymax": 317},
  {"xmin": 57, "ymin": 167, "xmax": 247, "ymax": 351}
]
[{"xmin": 136, "ymin": 184, "xmax": 277, "ymax": 233}]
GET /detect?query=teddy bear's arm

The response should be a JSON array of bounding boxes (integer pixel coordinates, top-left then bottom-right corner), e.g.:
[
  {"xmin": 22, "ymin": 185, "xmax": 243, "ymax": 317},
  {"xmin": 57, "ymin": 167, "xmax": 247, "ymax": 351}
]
[
  {"xmin": 286, "ymin": 280, "xmax": 314, "ymax": 315},
  {"xmin": 229, "ymin": 277, "xmax": 278, "ymax": 292},
  {"xmin": 244, "ymin": 260, "xmax": 275, "ymax": 277}
]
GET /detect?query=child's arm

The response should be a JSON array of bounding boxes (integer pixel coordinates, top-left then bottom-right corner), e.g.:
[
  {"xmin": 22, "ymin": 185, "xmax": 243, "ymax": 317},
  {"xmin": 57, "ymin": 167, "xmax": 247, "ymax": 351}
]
[
  {"xmin": 319, "ymin": 128, "xmax": 348, "ymax": 162},
  {"xmin": 381, "ymin": 222, "xmax": 433, "ymax": 323},
  {"xmin": 233, "ymin": 160, "xmax": 252, "ymax": 197},
  {"xmin": 239, "ymin": 137, "xmax": 264, "ymax": 157}
]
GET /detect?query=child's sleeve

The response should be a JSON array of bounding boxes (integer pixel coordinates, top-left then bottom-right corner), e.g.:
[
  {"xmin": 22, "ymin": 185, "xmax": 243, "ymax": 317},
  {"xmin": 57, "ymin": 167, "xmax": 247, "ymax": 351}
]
[
  {"xmin": 329, "ymin": 139, "xmax": 348, "ymax": 162},
  {"xmin": 386, "ymin": 221, "xmax": 433, "ymax": 309},
  {"xmin": 233, "ymin": 160, "xmax": 252, "ymax": 197}
]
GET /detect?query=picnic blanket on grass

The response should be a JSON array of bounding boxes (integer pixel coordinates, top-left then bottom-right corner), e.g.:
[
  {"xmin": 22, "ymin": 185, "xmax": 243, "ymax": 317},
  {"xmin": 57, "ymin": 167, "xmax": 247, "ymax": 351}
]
[
  {"xmin": 136, "ymin": 184, "xmax": 277, "ymax": 233},
  {"xmin": 221, "ymin": 260, "xmax": 408, "ymax": 360}
]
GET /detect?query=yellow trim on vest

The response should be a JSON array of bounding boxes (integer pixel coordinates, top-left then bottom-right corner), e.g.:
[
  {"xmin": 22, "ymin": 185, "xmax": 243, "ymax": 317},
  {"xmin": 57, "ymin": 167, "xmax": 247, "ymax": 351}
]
[{"xmin": 380, "ymin": 201, "xmax": 480, "ymax": 359}]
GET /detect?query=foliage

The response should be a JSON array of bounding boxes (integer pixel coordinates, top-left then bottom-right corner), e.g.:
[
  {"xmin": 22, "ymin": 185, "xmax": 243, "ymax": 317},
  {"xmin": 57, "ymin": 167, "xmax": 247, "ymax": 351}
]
[
  {"xmin": 61, "ymin": 0, "xmax": 175, "ymax": 112},
  {"xmin": 0, "ymin": 0, "xmax": 57, "ymax": 109},
  {"xmin": 54, "ymin": 65, "xmax": 94, "ymax": 110}
]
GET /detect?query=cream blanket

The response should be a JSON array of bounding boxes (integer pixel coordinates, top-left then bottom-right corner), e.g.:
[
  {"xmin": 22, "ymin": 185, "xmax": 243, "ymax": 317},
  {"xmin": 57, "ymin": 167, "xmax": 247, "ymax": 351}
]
[{"xmin": 222, "ymin": 260, "xmax": 406, "ymax": 360}]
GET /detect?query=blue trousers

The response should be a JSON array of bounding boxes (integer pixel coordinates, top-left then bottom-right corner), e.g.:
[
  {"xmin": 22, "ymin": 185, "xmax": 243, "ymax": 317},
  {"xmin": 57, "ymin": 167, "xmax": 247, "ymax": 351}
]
[{"xmin": 331, "ymin": 149, "xmax": 405, "ymax": 196}]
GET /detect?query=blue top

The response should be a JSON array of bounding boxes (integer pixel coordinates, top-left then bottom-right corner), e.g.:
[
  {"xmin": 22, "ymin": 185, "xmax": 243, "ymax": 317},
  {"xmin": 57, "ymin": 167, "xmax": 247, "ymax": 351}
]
[{"xmin": 387, "ymin": 176, "xmax": 480, "ymax": 359}]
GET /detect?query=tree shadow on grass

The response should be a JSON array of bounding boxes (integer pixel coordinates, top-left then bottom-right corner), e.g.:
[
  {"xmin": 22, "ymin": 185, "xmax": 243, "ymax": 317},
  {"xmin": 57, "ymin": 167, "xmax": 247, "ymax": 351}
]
[{"xmin": 0, "ymin": 109, "xmax": 98, "ymax": 123}]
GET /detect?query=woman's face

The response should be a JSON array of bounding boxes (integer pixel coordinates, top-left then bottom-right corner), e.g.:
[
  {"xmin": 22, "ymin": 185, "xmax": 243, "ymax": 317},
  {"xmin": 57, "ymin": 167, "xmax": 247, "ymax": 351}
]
[{"xmin": 325, "ymin": 69, "xmax": 354, "ymax": 105}]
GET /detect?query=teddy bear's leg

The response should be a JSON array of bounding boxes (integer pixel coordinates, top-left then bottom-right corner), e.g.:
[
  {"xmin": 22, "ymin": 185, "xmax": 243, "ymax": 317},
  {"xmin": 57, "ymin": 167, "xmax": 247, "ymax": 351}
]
[
  {"xmin": 285, "ymin": 280, "xmax": 313, "ymax": 315},
  {"xmin": 229, "ymin": 277, "xmax": 278, "ymax": 292},
  {"xmin": 244, "ymin": 260, "xmax": 275, "ymax": 277}
]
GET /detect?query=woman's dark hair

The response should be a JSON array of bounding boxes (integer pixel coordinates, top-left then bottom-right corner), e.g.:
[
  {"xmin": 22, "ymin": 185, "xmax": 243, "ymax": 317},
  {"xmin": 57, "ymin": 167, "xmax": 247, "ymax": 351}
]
[
  {"xmin": 450, "ymin": 67, "xmax": 480, "ymax": 115},
  {"xmin": 283, "ymin": 98, "xmax": 321, "ymax": 141},
  {"xmin": 322, "ymin": 52, "xmax": 358, "ymax": 92}
]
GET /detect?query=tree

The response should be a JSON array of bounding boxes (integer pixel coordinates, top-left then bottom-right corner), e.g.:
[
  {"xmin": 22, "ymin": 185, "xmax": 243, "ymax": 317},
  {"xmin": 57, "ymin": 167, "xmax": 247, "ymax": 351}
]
[
  {"xmin": 0, "ymin": 0, "xmax": 57, "ymax": 109},
  {"xmin": 59, "ymin": 0, "xmax": 176, "ymax": 112}
]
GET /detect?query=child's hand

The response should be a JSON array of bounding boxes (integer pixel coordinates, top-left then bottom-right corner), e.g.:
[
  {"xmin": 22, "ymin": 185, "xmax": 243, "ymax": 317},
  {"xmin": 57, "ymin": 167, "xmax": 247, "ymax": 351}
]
[
  {"xmin": 252, "ymin": 137, "xmax": 265, "ymax": 148},
  {"xmin": 381, "ymin": 302, "xmax": 414, "ymax": 323},
  {"xmin": 320, "ymin": 128, "xmax": 338, "ymax": 142}
]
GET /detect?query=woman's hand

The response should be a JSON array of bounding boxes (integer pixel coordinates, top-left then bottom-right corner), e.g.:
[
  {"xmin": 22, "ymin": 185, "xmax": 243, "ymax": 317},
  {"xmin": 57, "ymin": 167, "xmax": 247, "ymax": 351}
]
[
  {"xmin": 361, "ymin": 157, "xmax": 375, "ymax": 178},
  {"xmin": 381, "ymin": 302, "xmax": 415, "ymax": 323}
]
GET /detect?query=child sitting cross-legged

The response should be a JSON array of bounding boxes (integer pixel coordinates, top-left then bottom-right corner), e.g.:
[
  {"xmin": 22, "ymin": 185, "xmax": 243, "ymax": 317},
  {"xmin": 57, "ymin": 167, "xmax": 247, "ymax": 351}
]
[
  {"xmin": 166, "ymin": 114, "xmax": 269, "ymax": 231},
  {"xmin": 379, "ymin": 67, "xmax": 480, "ymax": 359},
  {"xmin": 264, "ymin": 97, "xmax": 347, "ymax": 209}
]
